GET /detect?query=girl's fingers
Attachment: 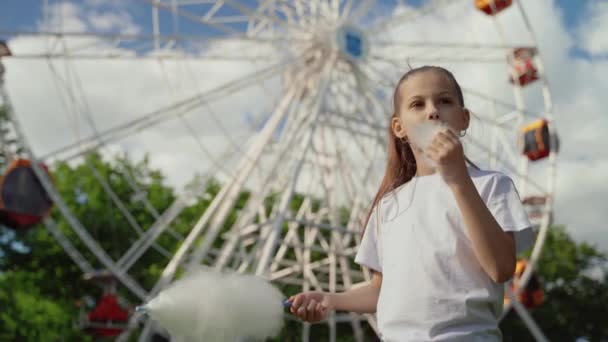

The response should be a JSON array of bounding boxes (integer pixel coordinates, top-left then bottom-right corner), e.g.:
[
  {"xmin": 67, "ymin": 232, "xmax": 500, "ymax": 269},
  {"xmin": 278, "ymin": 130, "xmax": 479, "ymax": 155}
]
[
  {"xmin": 434, "ymin": 131, "xmax": 455, "ymax": 150},
  {"xmin": 316, "ymin": 302, "xmax": 325, "ymax": 321},
  {"xmin": 292, "ymin": 295, "xmax": 304, "ymax": 311},
  {"xmin": 426, "ymin": 145, "xmax": 440, "ymax": 160},
  {"xmin": 444, "ymin": 128, "xmax": 461, "ymax": 142},
  {"xmin": 297, "ymin": 305, "xmax": 307, "ymax": 320},
  {"xmin": 307, "ymin": 299, "xmax": 317, "ymax": 312},
  {"xmin": 306, "ymin": 300, "xmax": 317, "ymax": 321}
]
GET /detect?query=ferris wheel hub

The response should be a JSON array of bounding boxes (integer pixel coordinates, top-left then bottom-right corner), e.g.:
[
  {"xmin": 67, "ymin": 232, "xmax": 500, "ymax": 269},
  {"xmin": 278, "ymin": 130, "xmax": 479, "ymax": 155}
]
[{"xmin": 335, "ymin": 25, "xmax": 369, "ymax": 62}]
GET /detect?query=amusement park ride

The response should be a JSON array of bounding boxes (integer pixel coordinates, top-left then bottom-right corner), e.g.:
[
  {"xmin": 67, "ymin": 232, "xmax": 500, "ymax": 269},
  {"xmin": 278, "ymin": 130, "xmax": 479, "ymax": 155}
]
[{"xmin": 0, "ymin": 0, "xmax": 558, "ymax": 340}]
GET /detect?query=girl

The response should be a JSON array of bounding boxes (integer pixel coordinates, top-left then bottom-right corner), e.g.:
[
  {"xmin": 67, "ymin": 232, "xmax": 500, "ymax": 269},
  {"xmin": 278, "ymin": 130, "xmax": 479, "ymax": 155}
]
[{"xmin": 287, "ymin": 66, "xmax": 535, "ymax": 341}]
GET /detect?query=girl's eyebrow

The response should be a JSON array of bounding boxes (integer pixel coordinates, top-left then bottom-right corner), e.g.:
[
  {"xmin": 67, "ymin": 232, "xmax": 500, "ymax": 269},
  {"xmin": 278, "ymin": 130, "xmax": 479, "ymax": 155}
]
[{"xmin": 407, "ymin": 91, "xmax": 453, "ymax": 101}]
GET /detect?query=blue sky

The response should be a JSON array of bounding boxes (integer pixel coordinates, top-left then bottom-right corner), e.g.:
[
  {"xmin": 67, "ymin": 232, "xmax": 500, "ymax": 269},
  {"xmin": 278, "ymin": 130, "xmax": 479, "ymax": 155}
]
[{"xmin": 0, "ymin": 1, "xmax": 590, "ymax": 38}]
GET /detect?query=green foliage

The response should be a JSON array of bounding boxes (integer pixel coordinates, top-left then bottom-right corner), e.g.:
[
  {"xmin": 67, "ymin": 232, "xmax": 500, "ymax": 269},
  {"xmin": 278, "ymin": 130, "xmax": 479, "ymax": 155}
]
[
  {"xmin": 0, "ymin": 270, "xmax": 91, "ymax": 342},
  {"xmin": 0, "ymin": 152, "xmax": 216, "ymax": 340},
  {"xmin": 500, "ymin": 226, "xmax": 608, "ymax": 341}
]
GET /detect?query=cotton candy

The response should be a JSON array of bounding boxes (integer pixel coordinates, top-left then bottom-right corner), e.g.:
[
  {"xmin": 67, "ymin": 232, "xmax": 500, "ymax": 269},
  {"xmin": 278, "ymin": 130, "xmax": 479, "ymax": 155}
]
[{"xmin": 141, "ymin": 268, "xmax": 286, "ymax": 342}]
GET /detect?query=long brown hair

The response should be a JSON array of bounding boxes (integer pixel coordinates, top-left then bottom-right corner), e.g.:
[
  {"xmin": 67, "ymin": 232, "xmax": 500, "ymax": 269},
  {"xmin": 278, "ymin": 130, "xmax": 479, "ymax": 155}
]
[{"xmin": 363, "ymin": 66, "xmax": 475, "ymax": 231}]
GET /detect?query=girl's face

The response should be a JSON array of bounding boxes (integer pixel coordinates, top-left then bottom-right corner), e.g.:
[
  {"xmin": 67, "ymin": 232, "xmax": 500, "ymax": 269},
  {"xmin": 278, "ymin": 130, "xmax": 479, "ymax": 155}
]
[{"xmin": 391, "ymin": 70, "xmax": 469, "ymax": 149}]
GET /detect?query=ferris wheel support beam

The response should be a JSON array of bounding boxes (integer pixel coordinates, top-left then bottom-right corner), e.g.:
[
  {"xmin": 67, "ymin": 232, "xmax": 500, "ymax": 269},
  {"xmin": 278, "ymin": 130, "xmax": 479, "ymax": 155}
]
[
  {"xmin": 183, "ymin": 61, "xmax": 321, "ymax": 272},
  {"xmin": 320, "ymin": 128, "xmax": 365, "ymax": 342},
  {"xmin": 267, "ymin": 199, "xmax": 312, "ymax": 273},
  {"xmin": 212, "ymin": 119, "xmax": 312, "ymax": 270},
  {"xmin": 0, "ymin": 60, "xmax": 148, "ymax": 300},
  {"xmin": 47, "ymin": 40, "xmax": 187, "ymax": 246},
  {"xmin": 211, "ymin": 134, "xmax": 308, "ymax": 270},
  {"xmin": 254, "ymin": 55, "xmax": 335, "ymax": 277},
  {"xmin": 227, "ymin": 96, "xmax": 332, "ymax": 274},
  {"xmin": 145, "ymin": 54, "xmax": 316, "ymax": 295},
  {"xmin": 44, "ymin": 218, "xmax": 95, "ymax": 274},
  {"xmin": 204, "ymin": 84, "xmax": 317, "ymax": 276}
]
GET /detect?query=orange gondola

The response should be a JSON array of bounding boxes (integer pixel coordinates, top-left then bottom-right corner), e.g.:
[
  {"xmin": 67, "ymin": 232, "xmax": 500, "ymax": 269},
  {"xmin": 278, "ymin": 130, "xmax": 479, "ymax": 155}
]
[
  {"xmin": 520, "ymin": 119, "xmax": 555, "ymax": 161},
  {"xmin": 505, "ymin": 259, "xmax": 544, "ymax": 309}
]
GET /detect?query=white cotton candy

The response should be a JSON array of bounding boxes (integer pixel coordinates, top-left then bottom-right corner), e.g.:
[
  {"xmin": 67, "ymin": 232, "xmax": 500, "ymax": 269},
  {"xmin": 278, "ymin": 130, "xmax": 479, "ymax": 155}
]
[
  {"xmin": 143, "ymin": 268, "xmax": 285, "ymax": 342},
  {"xmin": 408, "ymin": 121, "xmax": 457, "ymax": 167}
]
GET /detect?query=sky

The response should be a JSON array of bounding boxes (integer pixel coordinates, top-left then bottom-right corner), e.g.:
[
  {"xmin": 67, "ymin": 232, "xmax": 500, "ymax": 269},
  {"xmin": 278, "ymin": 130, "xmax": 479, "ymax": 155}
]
[{"xmin": 1, "ymin": 0, "xmax": 607, "ymax": 255}]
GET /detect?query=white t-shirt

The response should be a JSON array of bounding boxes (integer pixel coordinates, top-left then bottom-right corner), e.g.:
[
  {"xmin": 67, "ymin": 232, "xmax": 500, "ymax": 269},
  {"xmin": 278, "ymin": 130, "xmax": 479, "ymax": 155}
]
[{"xmin": 354, "ymin": 167, "xmax": 535, "ymax": 342}]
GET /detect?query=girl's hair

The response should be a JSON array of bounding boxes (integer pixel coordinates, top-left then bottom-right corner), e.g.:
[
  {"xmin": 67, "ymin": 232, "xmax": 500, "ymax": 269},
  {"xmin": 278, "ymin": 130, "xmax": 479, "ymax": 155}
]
[{"xmin": 363, "ymin": 65, "xmax": 475, "ymax": 230}]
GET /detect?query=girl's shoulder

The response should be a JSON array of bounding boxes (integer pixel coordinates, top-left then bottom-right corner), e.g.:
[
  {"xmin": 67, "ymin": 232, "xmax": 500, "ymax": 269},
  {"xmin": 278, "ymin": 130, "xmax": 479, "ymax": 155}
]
[{"xmin": 468, "ymin": 167, "xmax": 519, "ymax": 200}]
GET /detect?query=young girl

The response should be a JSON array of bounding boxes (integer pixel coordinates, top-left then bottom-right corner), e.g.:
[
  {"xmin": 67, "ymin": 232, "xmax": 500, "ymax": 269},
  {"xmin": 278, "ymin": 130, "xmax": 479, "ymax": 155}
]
[{"xmin": 287, "ymin": 66, "xmax": 535, "ymax": 341}]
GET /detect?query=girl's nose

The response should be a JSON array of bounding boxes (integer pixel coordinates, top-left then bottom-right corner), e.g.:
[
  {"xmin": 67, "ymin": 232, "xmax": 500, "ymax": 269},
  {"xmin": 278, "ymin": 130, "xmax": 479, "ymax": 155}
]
[{"xmin": 427, "ymin": 106, "xmax": 440, "ymax": 120}]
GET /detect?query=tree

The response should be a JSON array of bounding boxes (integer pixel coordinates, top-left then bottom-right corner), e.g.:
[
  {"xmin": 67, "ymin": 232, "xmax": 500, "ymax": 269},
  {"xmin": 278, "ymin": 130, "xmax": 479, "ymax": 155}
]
[
  {"xmin": 500, "ymin": 225, "xmax": 608, "ymax": 341},
  {"xmin": 0, "ymin": 152, "xmax": 217, "ymax": 341}
]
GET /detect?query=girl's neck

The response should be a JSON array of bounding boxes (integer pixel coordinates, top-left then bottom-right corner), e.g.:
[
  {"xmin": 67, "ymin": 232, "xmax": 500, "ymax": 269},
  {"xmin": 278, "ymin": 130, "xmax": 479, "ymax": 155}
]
[{"xmin": 415, "ymin": 164, "xmax": 437, "ymax": 177}]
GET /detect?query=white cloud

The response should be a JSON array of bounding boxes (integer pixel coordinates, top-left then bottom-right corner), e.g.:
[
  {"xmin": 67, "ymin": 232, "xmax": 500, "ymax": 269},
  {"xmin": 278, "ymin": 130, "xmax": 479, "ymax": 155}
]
[
  {"xmin": 87, "ymin": 10, "xmax": 141, "ymax": 35},
  {"xmin": 576, "ymin": 0, "xmax": 608, "ymax": 56}
]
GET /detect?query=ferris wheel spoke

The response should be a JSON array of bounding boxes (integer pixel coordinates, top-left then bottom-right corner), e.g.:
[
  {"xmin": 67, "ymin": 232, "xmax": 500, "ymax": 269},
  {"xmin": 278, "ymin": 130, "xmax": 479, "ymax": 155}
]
[
  {"xmin": 221, "ymin": 0, "xmax": 293, "ymax": 33},
  {"xmin": 115, "ymin": 149, "xmax": 236, "ymax": 273},
  {"xmin": 254, "ymin": 56, "xmax": 337, "ymax": 276},
  {"xmin": 44, "ymin": 218, "xmax": 95, "ymax": 274},
  {"xmin": 40, "ymin": 58, "xmax": 294, "ymax": 161},
  {"xmin": 366, "ymin": 0, "xmax": 466, "ymax": 35},
  {"xmin": 144, "ymin": 0, "xmax": 243, "ymax": 35},
  {"xmin": 148, "ymin": 61, "xmax": 317, "ymax": 296},
  {"xmin": 7, "ymin": 51, "xmax": 283, "ymax": 61},
  {"xmin": 370, "ymin": 51, "xmax": 506, "ymax": 65},
  {"xmin": 1, "ymin": 30, "xmax": 302, "ymax": 53},
  {"xmin": 466, "ymin": 133, "xmax": 548, "ymax": 196},
  {"xmin": 188, "ymin": 58, "xmax": 334, "ymax": 269},
  {"xmin": 211, "ymin": 118, "xmax": 316, "ymax": 270},
  {"xmin": 462, "ymin": 87, "xmax": 542, "ymax": 120},
  {"xmin": 0, "ymin": 77, "xmax": 149, "ymax": 300}
]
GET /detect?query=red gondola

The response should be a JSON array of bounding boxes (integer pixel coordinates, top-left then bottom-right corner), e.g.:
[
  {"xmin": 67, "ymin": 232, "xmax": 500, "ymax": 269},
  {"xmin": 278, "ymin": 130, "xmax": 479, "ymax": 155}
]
[
  {"xmin": 0, "ymin": 159, "xmax": 53, "ymax": 230},
  {"xmin": 80, "ymin": 271, "xmax": 131, "ymax": 338},
  {"xmin": 508, "ymin": 47, "xmax": 539, "ymax": 87},
  {"xmin": 475, "ymin": 0, "xmax": 512, "ymax": 16}
]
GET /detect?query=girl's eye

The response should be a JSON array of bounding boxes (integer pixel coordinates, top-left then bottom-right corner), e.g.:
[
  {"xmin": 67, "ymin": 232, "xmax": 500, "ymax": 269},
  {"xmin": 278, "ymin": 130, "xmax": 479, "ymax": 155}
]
[
  {"xmin": 439, "ymin": 98, "xmax": 453, "ymax": 104},
  {"xmin": 411, "ymin": 102, "xmax": 424, "ymax": 108}
]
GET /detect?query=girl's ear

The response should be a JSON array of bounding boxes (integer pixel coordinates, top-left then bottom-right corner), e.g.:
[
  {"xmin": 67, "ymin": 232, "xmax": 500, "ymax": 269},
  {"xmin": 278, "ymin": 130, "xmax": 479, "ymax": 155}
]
[
  {"xmin": 461, "ymin": 107, "xmax": 471, "ymax": 130},
  {"xmin": 391, "ymin": 116, "xmax": 406, "ymax": 138}
]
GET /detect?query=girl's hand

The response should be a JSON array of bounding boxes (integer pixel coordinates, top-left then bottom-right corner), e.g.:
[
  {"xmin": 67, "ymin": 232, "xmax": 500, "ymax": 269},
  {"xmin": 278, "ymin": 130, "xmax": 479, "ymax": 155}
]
[
  {"xmin": 288, "ymin": 291, "xmax": 332, "ymax": 323},
  {"xmin": 426, "ymin": 128, "xmax": 469, "ymax": 186}
]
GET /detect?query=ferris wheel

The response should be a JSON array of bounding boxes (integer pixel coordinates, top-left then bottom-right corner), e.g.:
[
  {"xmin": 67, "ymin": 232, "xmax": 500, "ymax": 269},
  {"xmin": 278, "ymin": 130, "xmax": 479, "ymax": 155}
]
[{"xmin": 0, "ymin": 0, "xmax": 558, "ymax": 341}]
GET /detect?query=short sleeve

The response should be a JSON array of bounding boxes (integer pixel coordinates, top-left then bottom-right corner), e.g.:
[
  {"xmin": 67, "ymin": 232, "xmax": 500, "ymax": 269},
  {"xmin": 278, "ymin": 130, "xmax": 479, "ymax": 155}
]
[
  {"xmin": 486, "ymin": 174, "xmax": 536, "ymax": 254},
  {"xmin": 354, "ymin": 208, "xmax": 383, "ymax": 273}
]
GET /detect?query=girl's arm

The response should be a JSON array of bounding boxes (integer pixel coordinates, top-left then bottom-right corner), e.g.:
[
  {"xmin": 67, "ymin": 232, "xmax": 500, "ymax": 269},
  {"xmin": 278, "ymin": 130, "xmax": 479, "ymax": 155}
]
[
  {"xmin": 428, "ymin": 128, "xmax": 516, "ymax": 283},
  {"xmin": 329, "ymin": 271, "xmax": 382, "ymax": 313},
  {"xmin": 449, "ymin": 177, "xmax": 516, "ymax": 283},
  {"xmin": 290, "ymin": 272, "xmax": 382, "ymax": 322}
]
